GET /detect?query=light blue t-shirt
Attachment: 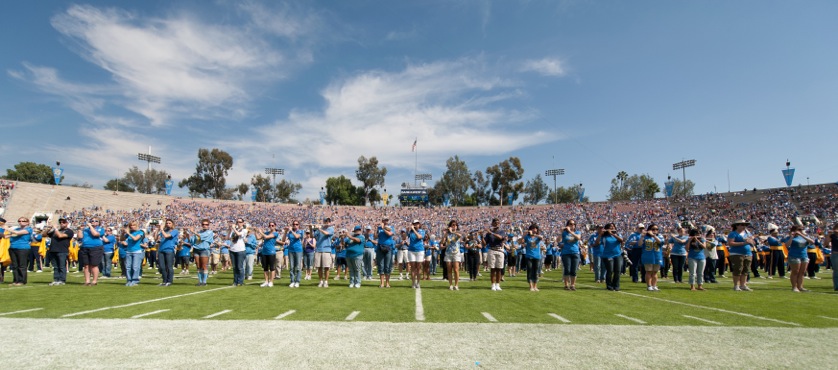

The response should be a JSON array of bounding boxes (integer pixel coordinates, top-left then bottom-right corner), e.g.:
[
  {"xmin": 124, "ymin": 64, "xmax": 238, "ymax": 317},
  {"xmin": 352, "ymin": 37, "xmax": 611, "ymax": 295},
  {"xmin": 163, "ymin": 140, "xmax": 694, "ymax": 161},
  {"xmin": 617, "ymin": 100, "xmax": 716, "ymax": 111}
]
[
  {"xmin": 82, "ymin": 226, "xmax": 106, "ymax": 248},
  {"xmin": 524, "ymin": 235, "xmax": 542, "ymax": 259},
  {"xmin": 560, "ymin": 230, "xmax": 580, "ymax": 255},
  {"xmin": 315, "ymin": 226, "xmax": 334, "ymax": 253},
  {"xmin": 260, "ymin": 231, "xmax": 279, "ymax": 256},
  {"xmin": 158, "ymin": 229, "xmax": 179, "ymax": 253},
  {"xmin": 408, "ymin": 229, "xmax": 426, "ymax": 252}
]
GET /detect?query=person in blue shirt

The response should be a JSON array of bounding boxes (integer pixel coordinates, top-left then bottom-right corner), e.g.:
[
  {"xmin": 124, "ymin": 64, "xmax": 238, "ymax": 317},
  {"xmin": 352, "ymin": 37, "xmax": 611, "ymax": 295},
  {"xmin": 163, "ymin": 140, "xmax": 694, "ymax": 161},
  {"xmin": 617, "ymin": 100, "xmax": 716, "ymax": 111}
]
[
  {"xmin": 284, "ymin": 221, "xmax": 304, "ymax": 288},
  {"xmin": 177, "ymin": 230, "xmax": 193, "ymax": 275},
  {"xmin": 668, "ymin": 227, "xmax": 689, "ymax": 284},
  {"xmin": 334, "ymin": 233, "xmax": 347, "ymax": 281},
  {"xmin": 588, "ymin": 225, "xmax": 605, "ymax": 283},
  {"xmin": 120, "ymin": 221, "xmax": 146, "ymax": 287},
  {"xmin": 594, "ymin": 223, "xmax": 625, "ymax": 291},
  {"xmin": 100, "ymin": 227, "xmax": 117, "ymax": 279},
  {"xmin": 441, "ymin": 220, "xmax": 464, "ymax": 289},
  {"xmin": 79, "ymin": 217, "xmax": 105, "ymax": 286},
  {"xmin": 523, "ymin": 223, "xmax": 544, "ymax": 292},
  {"xmin": 407, "ymin": 220, "xmax": 426, "ymax": 289},
  {"xmin": 785, "ymin": 225, "xmax": 815, "ymax": 292},
  {"xmin": 727, "ymin": 220, "xmax": 755, "ymax": 291},
  {"xmin": 155, "ymin": 219, "xmax": 179, "ymax": 286},
  {"xmin": 626, "ymin": 224, "xmax": 646, "ymax": 284},
  {"xmin": 8, "ymin": 217, "xmax": 34, "ymax": 285},
  {"xmin": 375, "ymin": 217, "xmax": 395, "ymax": 288},
  {"xmin": 686, "ymin": 228, "xmax": 707, "ymax": 291},
  {"xmin": 485, "ymin": 218, "xmax": 508, "ymax": 291},
  {"xmin": 560, "ymin": 220, "xmax": 582, "ymax": 291},
  {"xmin": 640, "ymin": 224, "xmax": 664, "ymax": 291},
  {"xmin": 344, "ymin": 226, "xmax": 365, "ymax": 288},
  {"xmin": 806, "ymin": 232, "xmax": 822, "ymax": 279},
  {"xmin": 244, "ymin": 231, "xmax": 258, "ymax": 281},
  {"xmin": 189, "ymin": 219, "xmax": 214, "ymax": 287},
  {"xmin": 253, "ymin": 222, "xmax": 279, "ymax": 287},
  {"xmin": 314, "ymin": 218, "xmax": 335, "ymax": 287},
  {"xmin": 765, "ymin": 228, "xmax": 785, "ymax": 279}
]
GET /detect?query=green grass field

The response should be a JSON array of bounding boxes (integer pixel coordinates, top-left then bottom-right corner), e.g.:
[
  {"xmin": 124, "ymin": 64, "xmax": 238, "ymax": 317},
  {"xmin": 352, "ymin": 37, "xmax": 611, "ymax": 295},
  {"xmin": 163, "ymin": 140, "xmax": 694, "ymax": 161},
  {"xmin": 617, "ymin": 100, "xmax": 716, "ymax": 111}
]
[{"xmin": 2, "ymin": 265, "xmax": 837, "ymax": 327}]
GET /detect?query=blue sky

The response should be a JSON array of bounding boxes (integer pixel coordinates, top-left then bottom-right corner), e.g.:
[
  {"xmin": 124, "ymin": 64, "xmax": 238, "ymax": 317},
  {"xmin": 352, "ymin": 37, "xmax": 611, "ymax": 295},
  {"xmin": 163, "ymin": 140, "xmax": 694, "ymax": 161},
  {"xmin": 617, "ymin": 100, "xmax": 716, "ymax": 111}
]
[{"xmin": 2, "ymin": 1, "xmax": 836, "ymax": 202}]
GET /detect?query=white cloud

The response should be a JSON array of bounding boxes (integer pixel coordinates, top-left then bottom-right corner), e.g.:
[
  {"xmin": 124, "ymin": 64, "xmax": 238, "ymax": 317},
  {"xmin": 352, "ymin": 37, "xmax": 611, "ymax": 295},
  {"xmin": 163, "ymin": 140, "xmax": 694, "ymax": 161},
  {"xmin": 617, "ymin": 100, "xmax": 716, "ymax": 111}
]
[
  {"xmin": 227, "ymin": 58, "xmax": 557, "ymax": 179},
  {"xmin": 49, "ymin": 4, "xmax": 290, "ymax": 125},
  {"xmin": 521, "ymin": 58, "xmax": 567, "ymax": 77}
]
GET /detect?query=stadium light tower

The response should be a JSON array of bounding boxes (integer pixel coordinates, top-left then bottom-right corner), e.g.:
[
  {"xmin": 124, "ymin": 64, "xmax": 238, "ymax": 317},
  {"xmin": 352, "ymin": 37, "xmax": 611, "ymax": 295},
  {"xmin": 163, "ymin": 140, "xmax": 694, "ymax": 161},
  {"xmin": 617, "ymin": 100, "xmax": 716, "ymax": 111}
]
[
  {"xmin": 545, "ymin": 169, "xmax": 564, "ymax": 204},
  {"xmin": 672, "ymin": 159, "xmax": 695, "ymax": 184},
  {"xmin": 137, "ymin": 147, "xmax": 161, "ymax": 171},
  {"xmin": 265, "ymin": 167, "xmax": 285, "ymax": 188},
  {"xmin": 415, "ymin": 173, "xmax": 432, "ymax": 187}
]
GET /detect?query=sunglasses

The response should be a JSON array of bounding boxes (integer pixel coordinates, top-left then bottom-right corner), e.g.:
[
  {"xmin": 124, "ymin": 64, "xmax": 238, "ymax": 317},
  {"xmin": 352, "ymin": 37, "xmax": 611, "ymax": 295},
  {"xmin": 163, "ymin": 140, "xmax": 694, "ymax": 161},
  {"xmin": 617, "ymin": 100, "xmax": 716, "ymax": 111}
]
[
  {"xmin": 18, "ymin": 220, "xmax": 28, "ymax": 222},
  {"xmin": 202, "ymin": 224, "xmax": 209, "ymax": 226}
]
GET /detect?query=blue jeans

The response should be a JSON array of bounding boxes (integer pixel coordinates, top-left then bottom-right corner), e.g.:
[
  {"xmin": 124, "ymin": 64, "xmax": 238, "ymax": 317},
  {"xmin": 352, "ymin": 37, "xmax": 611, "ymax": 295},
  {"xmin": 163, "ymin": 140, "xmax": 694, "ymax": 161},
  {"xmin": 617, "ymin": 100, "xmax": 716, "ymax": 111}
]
[
  {"xmin": 230, "ymin": 251, "xmax": 246, "ymax": 285},
  {"xmin": 288, "ymin": 251, "xmax": 302, "ymax": 283},
  {"xmin": 50, "ymin": 252, "xmax": 68, "ymax": 283},
  {"xmin": 376, "ymin": 249, "xmax": 393, "ymax": 275},
  {"xmin": 303, "ymin": 252, "xmax": 314, "ymax": 270},
  {"xmin": 430, "ymin": 251, "xmax": 438, "ymax": 275},
  {"xmin": 602, "ymin": 256, "xmax": 623, "ymax": 290},
  {"xmin": 832, "ymin": 254, "xmax": 838, "ymax": 291},
  {"xmin": 363, "ymin": 248, "xmax": 375, "ymax": 278},
  {"xmin": 158, "ymin": 251, "xmax": 175, "ymax": 284},
  {"xmin": 101, "ymin": 252, "xmax": 113, "ymax": 277},
  {"xmin": 125, "ymin": 252, "xmax": 144, "ymax": 284},
  {"xmin": 561, "ymin": 254, "xmax": 580, "ymax": 277},
  {"xmin": 526, "ymin": 258, "xmax": 540, "ymax": 283},
  {"xmin": 591, "ymin": 255, "xmax": 603, "ymax": 281},
  {"xmin": 347, "ymin": 256, "xmax": 363, "ymax": 286}
]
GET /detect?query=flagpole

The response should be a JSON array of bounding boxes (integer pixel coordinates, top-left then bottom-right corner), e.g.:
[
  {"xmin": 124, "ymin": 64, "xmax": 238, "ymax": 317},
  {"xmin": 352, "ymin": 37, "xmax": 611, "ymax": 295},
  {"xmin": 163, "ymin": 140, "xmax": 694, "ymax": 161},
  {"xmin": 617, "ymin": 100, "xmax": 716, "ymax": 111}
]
[{"xmin": 414, "ymin": 137, "xmax": 418, "ymax": 187}]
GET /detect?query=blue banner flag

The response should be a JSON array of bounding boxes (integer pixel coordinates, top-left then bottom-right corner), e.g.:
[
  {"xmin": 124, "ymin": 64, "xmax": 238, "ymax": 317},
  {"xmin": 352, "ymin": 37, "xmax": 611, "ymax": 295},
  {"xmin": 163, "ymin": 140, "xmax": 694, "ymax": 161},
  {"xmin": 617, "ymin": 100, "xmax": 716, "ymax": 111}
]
[
  {"xmin": 577, "ymin": 187, "xmax": 585, "ymax": 202},
  {"xmin": 782, "ymin": 168, "xmax": 795, "ymax": 187},
  {"xmin": 251, "ymin": 187, "xmax": 257, "ymax": 202},
  {"xmin": 52, "ymin": 167, "xmax": 63, "ymax": 185},
  {"xmin": 507, "ymin": 193, "xmax": 513, "ymax": 206},
  {"xmin": 164, "ymin": 179, "xmax": 174, "ymax": 195},
  {"xmin": 319, "ymin": 190, "xmax": 326, "ymax": 205},
  {"xmin": 665, "ymin": 181, "xmax": 674, "ymax": 198},
  {"xmin": 443, "ymin": 193, "xmax": 450, "ymax": 207}
]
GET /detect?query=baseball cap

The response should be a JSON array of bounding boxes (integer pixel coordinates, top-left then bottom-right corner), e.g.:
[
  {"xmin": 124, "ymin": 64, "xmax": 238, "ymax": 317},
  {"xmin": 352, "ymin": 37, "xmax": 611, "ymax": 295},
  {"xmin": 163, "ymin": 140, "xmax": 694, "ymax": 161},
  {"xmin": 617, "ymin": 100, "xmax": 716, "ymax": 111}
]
[
  {"xmin": 353, "ymin": 225, "xmax": 362, "ymax": 232},
  {"xmin": 0, "ymin": 217, "xmax": 6, "ymax": 223},
  {"xmin": 412, "ymin": 219, "xmax": 420, "ymax": 224},
  {"xmin": 365, "ymin": 226, "xmax": 372, "ymax": 230},
  {"xmin": 637, "ymin": 223, "xmax": 645, "ymax": 228}
]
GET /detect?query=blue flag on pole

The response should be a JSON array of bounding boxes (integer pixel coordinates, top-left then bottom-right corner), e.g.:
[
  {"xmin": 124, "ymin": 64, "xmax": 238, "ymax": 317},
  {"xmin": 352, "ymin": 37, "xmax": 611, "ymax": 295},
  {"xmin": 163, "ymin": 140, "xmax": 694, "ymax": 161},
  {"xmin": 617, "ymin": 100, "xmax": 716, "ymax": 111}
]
[
  {"xmin": 251, "ymin": 187, "xmax": 258, "ymax": 202},
  {"xmin": 164, "ymin": 179, "xmax": 174, "ymax": 195},
  {"xmin": 782, "ymin": 168, "xmax": 795, "ymax": 187},
  {"xmin": 664, "ymin": 181, "xmax": 674, "ymax": 198},
  {"xmin": 52, "ymin": 167, "xmax": 63, "ymax": 185},
  {"xmin": 577, "ymin": 187, "xmax": 585, "ymax": 202}
]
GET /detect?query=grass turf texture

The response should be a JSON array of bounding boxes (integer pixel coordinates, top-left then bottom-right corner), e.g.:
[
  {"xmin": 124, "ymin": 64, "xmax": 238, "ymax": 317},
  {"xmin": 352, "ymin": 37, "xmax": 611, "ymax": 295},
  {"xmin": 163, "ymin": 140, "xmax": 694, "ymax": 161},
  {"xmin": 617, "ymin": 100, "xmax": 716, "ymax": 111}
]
[{"xmin": 1, "ymin": 266, "xmax": 836, "ymax": 326}]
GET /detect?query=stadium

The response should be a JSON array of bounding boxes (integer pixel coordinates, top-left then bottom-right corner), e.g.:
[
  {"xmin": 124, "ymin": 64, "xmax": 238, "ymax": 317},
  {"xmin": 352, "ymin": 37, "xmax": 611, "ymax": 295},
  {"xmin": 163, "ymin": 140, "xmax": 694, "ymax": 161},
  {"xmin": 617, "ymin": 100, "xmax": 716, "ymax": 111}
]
[{"xmin": 0, "ymin": 180, "xmax": 836, "ymax": 368}]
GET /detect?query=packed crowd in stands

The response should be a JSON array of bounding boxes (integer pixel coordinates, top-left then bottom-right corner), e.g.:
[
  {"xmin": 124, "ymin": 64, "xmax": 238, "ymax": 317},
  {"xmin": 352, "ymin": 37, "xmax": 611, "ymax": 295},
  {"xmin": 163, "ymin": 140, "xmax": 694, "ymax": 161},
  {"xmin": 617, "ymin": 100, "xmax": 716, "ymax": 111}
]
[{"xmin": 0, "ymin": 183, "xmax": 836, "ymax": 292}]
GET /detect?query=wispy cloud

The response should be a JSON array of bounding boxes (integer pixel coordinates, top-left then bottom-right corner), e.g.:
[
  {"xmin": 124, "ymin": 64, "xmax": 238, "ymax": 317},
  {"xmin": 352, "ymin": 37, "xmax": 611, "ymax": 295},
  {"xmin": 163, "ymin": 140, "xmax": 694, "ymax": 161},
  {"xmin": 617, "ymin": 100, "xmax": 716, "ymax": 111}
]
[
  {"xmin": 228, "ymin": 58, "xmax": 557, "ymax": 177},
  {"xmin": 521, "ymin": 57, "xmax": 567, "ymax": 77},
  {"xmin": 48, "ymin": 4, "xmax": 294, "ymax": 125}
]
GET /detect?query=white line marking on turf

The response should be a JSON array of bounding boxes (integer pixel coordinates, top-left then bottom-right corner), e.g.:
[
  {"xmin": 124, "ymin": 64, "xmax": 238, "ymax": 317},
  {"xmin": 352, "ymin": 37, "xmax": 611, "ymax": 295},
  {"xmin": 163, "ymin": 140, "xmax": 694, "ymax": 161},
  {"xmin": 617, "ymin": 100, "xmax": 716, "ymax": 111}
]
[
  {"xmin": 131, "ymin": 309, "xmax": 170, "ymax": 319},
  {"xmin": 0, "ymin": 308, "xmax": 43, "ymax": 316},
  {"xmin": 203, "ymin": 310, "xmax": 232, "ymax": 319},
  {"xmin": 615, "ymin": 314, "xmax": 646, "ymax": 324},
  {"xmin": 275, "ymin": 310, "xmax": 296, "ymax": 320},
  {"xmin": 617, "ymin": 291, "xmax": 801, "ymax": 327},
  {"xmin": 819, "ymin": 316, "xmax": 838, "ymax": 321},
  {"xmin": 415, "ymin": 288, "xmax": 425, "ymax": 321},
  {"xmin": 62, "ymin": 286, "xmax": 233, "ymax": 318},
  {"xmin": 345, "ymin": 311, "xmax": 360, "ymax": 321},
  {"xmin": 481, "ymin": 312, "xmax": 498, "ymax": 322},
  {"xmin": 548, "ymin": 313, "xmax": 571, "ymax": 323},
  {"xmin": 683, "ymin": 315, "xmax": 721, "ymax": 325}
]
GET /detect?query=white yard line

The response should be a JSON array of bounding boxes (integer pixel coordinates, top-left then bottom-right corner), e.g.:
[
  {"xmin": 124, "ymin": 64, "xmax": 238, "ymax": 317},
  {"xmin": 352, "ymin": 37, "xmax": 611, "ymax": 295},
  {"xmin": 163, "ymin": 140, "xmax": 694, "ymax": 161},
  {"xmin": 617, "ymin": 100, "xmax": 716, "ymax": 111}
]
[
  {"xmin": 62, "ymin": 286, "xmax": 233, "ymax": 318},
  {"xmin": 548, "ymin": 313, "xmax": 571, "ymax": 323},
  {"xmin": 617, "ymin": 291, "xmax": 801, "ymax": 327},
  {"xmin": 481, "ymin": 312, "xmax": 498, "ymax": 322},
  {"xmin": 683, "ymin": 315, "xmax": 722, "ymax": 325},
  {"xmin": 818, "ymin": 316, "xmax": 838, "ymax": 321},
  {"xmin": 615, "ymin": 314, "xmax": 646, "ymax": 324},
  {"xmin": 345, "ymin": 311, "xmax": 360, "ymax": 321},
  {"xmin": 415, "ymin": 288, "xmax": 425, "ymax": 321},
  {"xmin": 0, "ymin": 308, "xmax": 43, "ymax": 316},
  {"xmin": 131, "ymin": 309, "xmax": 170, "ymax": 319},
  {"xmin": 275, "ymin": 310, "xmax": 297, "ymax": 320},
  {"xmin": 203, "ymin": 310, "xmax": 232, "ymax": 319}
]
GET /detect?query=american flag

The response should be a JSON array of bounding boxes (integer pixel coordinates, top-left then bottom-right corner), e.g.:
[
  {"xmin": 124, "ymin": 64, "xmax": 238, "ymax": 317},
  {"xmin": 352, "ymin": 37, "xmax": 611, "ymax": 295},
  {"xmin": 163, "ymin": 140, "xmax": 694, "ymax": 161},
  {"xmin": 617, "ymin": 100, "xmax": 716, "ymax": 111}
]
[{"xmin": 411, "ymin": 138, "xmax": 417, "ymax": 152}]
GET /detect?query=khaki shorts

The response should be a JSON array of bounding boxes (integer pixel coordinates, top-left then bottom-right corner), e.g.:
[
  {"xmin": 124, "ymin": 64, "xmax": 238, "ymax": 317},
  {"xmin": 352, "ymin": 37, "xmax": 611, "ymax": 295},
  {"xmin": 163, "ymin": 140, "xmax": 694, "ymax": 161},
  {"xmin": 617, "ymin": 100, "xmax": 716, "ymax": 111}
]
[
  {"xmin": 220, "ymin": 254, "xmax": 231, "ymax": 264},
  {"xmin": 396, "ymin": 250, "xmax": 409, "ymax": 264},
  {"xmin": 728, "ymin": 255, "xmax": 751, "ymax": 276},
  {"xmin": 314, "ymin": 252, "xmax": 332, "ymax": 268},
  {"xmin": 487, "ymin": 249, "xmax": 505, "ymax": 269},
  {"xmin": 211, "ymin": 253, "xmax": 220, "ymax": 265}
]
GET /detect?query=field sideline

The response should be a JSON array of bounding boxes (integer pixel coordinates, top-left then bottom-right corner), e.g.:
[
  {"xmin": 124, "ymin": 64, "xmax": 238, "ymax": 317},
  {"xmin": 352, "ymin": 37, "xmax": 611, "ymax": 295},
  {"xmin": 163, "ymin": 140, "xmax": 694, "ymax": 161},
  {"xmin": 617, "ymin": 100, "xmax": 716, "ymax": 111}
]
[{"xmin": 1, "ymin": 267, "xmax": 837, "ymax": 368}]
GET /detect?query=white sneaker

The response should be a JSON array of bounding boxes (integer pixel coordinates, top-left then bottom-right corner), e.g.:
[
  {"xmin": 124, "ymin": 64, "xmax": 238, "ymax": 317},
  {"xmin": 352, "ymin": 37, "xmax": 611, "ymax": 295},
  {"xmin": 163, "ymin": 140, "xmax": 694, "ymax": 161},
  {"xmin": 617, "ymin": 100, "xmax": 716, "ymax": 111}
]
[
  {"xmin": 653, "ymin": 286, "xmax": 659, "ymax": 291},
  {"xmin": 247, "ymin": 276, "xmax": 253, "ymax": 280},
  {"xmin": 449, "ymin": 286, "xmax": 454, "ymax": 290},
  {"xmin": 454, "ymin": 286, "xmax": 459, "ymax": 291},
  {"xmin": 323, "ymin": 281, "xmax": 328, "ymax": 288},
  {"xmin": 268, "ymin": 282, "xmax": 273, "ymax": 287},
  {"xmin": 318, "ymin": 281, "xmax": 324, "ymax": 288},
  {"xmin": 355, "ymin": 283, "xmax": 361, "ymax": 288},
  {"xmin": 647, "ymin": 286, "xmax": 655, "ymax": 291},
  {"xmin": 496, "ymin": 285, "xmax": 502, "ymax": 291},
  {"xmin": 260, "ymin": 282, "xmax": 268, "ymax": 287},
  {"xmin": 491, "ymin": 284, "xmax": 497, "ymax": 291},
  {"xmin": 294, "ymin": 282, "xmax": 300, "ymax": 288},
  {"xmin": 334, "ymin": 276, "xmax": 340, "ymax": 281},
  {"xmin": 399, "ymin": 274, "xmax": 404, "ymax": 280},
  {"xmin": 289, "ymin": 283, "xmax": 295, "ymax": 288}
]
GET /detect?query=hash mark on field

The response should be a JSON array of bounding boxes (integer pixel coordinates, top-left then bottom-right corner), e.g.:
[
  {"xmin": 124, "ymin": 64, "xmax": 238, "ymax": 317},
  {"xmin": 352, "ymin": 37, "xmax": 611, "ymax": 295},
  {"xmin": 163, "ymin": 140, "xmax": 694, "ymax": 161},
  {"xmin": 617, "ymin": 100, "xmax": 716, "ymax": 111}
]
[
  {"xmin": 548, "ymin": 313, "xmax": 571, "ymax": 323},
  {"xmin": 618, "ymin": 291, "xmax": 801, "ymax": 326},
  {"xmin": 683, "ymin": 315, "xmax": 721, "ymax": 325},
  {"xmin": 0, "ymin": 308, "xmax": 43, "ymax": 316},
  {"xmin": 415, "ymin": 288, "xmax": 425, "ymax": 321},
  {"xmin": 481, "ymin": 312, "xmax": 498, "ymax": 322},
  {"xmin": 819, "ymin": 316, "xmax": 838, "ymax": 321},
  {"xmin": 275, "ymin": 310, "xmax": 296, "ymax": 320},
  {"xmin": 203, "ymin": 310, "xmax": 232, "ymax": 319},
  {"xmin": 62, "ymin": 286, "xmax": 233, "ymax": 318},
  {"xmin": 345, "ymin": 311, "xmax": 360, "ymax": 321},
  {"xmin": 615, "ymin": 314, "xmax": 646, "ymax": 324},
  {"xmin": 131, "ymin": 309, "xmax": 169, "ymax": 319}
]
